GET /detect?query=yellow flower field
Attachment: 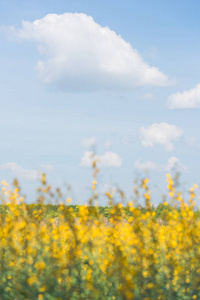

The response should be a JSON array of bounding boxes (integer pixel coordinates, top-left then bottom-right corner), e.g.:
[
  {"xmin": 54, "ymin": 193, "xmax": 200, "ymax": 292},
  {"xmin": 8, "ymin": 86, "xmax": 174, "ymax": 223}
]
[{"xmin": 1, "ymin": 174, "xmax": 200, "ymax": 299}]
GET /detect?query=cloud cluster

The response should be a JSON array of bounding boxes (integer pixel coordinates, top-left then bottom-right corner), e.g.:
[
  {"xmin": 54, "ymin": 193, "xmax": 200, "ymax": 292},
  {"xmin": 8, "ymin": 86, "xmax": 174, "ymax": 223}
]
[
  {"xmin": 80, "ymin": 151, "xmax": 122, "ymax": 168},
  {"xmin": 168, "ymin": 84, "xmax": 200, "ymax": 109},
  {"xmin": 139, "ymin": 122, "xmax": 183, "ymax": 151},
  {"xmin": 5, "ymin": 13, "xmax": 170, "ymax": 91},
  {"xmin": 135, "ymin": 156, "xmax": 185, "ymax": 172}
]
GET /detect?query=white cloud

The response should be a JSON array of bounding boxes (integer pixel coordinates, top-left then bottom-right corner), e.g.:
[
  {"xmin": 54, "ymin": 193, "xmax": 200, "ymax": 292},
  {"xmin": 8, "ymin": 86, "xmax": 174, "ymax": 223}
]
[
  {"xmin": 139, "ymin": 122, "xmax": 183, "ymax": 151},
  {"xmin": 80, "ymin": 151, "xmax": 122, "ymax": 168},
  {"xmin": 135, "ymin": 156, "xmax": 185, "ymax": 172},
  {"xmin": 168, "ymin": 84, "xmax": 200, "ymax": 109},
  {"xmin": 81, "ymin": 137, "xmax": 97, "ymax": 148},
  {"xmin": 0, "ymin": 162, "xmax": 40, "ymax": 180},
  {"xmin": 5, "ymin": 13, "xmax": 171, "ymax": 91}
]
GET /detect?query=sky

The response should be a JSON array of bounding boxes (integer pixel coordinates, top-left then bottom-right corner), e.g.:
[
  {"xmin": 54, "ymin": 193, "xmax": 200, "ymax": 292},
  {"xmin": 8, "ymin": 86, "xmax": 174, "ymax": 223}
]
[{"xmin": 0, "ymin": 0, "xmax": 200, "ymax": 205}]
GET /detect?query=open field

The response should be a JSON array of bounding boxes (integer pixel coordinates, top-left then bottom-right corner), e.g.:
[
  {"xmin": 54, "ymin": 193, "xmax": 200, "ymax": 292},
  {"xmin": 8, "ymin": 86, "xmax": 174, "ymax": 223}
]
[{"xmin": 1, "ymin": 174, "xmax": 200, "ymax": 299}]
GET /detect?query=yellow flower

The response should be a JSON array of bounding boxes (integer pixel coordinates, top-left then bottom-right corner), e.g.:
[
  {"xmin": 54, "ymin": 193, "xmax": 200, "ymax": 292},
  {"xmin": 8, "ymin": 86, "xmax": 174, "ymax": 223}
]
[
  {"xmin": 1, "ymin": 180, "xmax": 8, "ymax": 186},
  {"xmin": 39, "ymin": 286, "xmax": 46, "ymax": 293},
  {"xmin": 66, "ymin": 197, "xmax": 71, "ymax": 203},
  {"xmin": 41, "ymin": 173, "xmax": 46, "ymax": 185},
  {"xmin": 27, "ymin": 276, "xmax": 38, "ymax": 285},
  {"xmin": 34, "ymin": 261, "xmax": 46, "ymax": 271},
  {"xmin": 148, "ymin": 283, "xmax": 154, "ymax": 289},
  {"xmin": 143, "ymin": 271, "xmax": 148, "ymax": 278}
]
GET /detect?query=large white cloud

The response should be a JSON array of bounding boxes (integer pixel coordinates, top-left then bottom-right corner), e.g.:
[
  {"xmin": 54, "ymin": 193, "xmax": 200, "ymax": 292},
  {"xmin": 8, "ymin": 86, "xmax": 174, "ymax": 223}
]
[
  {"xmin": 168, "ymin": 84, "xmax": 200, "ymax": 109},
  {"xmin": 5, "ymin": 13, "xmax": 170, "ymax": 91},
  {"xmin": 80, "ymin": 151, "xmax": 122, "ymax": 168},
  {"xmin": 139, "ymin": 122, "xmax": 183, "ymax": 151},
  {"xmin": 135, "ymin": 156, "xmax": 185, "ymax": 172}
]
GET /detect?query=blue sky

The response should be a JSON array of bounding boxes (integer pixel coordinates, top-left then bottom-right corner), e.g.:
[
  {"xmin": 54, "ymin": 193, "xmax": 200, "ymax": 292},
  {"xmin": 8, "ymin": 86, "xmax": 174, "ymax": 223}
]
[{"xmin": 0, "ymin": 0, "xmax": 200, "ymax": 205}]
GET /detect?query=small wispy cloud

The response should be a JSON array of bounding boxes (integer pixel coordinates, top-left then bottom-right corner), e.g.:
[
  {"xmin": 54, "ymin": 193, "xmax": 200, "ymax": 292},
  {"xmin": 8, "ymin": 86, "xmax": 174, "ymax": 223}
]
[
  {"xmin": 80, "ymin": 151, "xmax": 122, "ymax": 168},
  {"xmin": 121, "ymin": 136, "xmax": 129, "ymax": 145},
  {"xmin": 135, "ymin": 160, "xmax": 158, "ymax": 171},
  {"xmin": 81, "ymin": 137, "xmax": 97, "ymax": 148},
  {"xmin": 0, "ymin": 162, "xmax": 40, "ymax": 180},
  {"xmin": 135, "ymin": 156, "xmax": 185, "ymax": 172}
]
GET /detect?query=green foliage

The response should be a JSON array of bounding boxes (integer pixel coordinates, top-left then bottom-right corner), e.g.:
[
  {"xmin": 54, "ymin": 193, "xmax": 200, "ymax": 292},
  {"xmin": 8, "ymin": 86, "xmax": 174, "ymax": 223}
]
[{"xmin": 0, "ymin": 202, "xmax": 198, "ymax": 221}]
